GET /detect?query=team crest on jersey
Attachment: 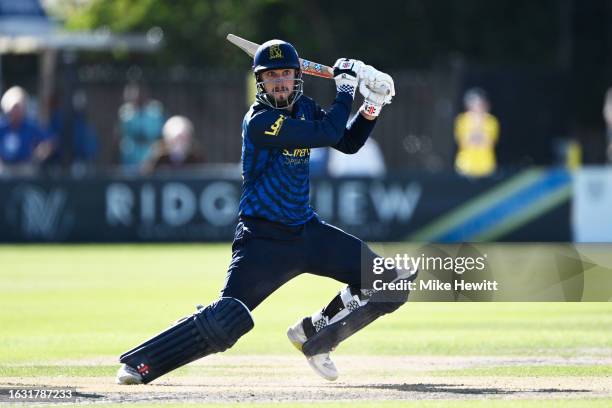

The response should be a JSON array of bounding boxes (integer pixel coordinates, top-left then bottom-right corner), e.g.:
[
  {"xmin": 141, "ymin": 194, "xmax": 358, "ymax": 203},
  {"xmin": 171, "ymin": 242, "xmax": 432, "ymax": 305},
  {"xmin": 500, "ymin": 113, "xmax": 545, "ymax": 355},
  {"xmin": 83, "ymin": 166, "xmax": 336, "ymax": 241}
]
[{"xmin": 269, "ymin": 44, "xmax": 283, "ymax": 59}]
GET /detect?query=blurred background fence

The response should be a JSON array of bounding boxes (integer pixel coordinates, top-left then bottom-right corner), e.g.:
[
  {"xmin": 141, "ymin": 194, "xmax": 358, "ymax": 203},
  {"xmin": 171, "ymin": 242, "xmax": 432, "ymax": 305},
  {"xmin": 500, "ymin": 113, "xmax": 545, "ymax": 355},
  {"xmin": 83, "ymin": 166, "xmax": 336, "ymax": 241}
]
[
  {"xmin": 1, "ymin": 0, "xmax": 611, "ymax": 243},
  {"xmin": 76, "ymin": 66, "xmax": 459, "ymax": 170},
  {"xmin": 66, "ymin": 62, "xmax": 573, "ymax": 170}
]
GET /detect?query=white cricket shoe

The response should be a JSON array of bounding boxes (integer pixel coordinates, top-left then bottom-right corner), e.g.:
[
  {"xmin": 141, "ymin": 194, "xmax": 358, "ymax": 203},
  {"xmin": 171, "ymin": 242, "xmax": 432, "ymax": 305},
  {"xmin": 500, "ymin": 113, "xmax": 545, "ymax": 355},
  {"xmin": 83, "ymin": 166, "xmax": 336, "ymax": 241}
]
[
  {"xmin": 287, "ymin": 320, "xmax": 338, "ymax": 381},
  {"xmin": 116, "ymin": 364, "xmax": 143, "ymax": 385}
]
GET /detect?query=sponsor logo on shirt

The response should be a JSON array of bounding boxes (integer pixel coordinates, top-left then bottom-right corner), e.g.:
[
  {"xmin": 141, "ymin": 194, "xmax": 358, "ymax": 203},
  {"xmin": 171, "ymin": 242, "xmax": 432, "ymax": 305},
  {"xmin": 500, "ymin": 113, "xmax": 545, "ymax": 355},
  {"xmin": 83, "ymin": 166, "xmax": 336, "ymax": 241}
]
[{"xmin": 264, "ymin": 115, "xmax": 286, "ymax": 136}]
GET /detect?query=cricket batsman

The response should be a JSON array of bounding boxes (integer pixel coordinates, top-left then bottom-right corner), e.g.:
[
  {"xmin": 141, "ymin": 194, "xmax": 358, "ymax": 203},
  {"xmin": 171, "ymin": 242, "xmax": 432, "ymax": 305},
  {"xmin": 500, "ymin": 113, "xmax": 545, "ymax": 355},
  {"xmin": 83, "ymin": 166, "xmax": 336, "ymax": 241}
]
[{"xmin": 117, "ymin": 39, "xmax": 416, "ymax": 384}]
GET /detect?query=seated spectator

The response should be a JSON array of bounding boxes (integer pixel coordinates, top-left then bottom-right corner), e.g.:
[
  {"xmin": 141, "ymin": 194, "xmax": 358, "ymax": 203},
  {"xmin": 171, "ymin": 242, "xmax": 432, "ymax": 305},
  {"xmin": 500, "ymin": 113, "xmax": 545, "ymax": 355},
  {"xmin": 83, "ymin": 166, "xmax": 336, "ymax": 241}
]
[
  {"xmin": 47, "ymin": 89, "xmax": 99, "ymax": 169},
  {"xmin": 327, "ymin": 138, "xmax": 386, "ymax": 177},
  {"xmin": 454, "ymin": 88, "xmax": 499, "ymax": 178},
  {"xmin": 71, "ymin": 90, "xmax": 99, "ymax": 165},
  {"xmin": 141, "ymin": 115, "xmax": 202, "ymax": 174},
  {"xmin": 118, "ymin": 82, "xmax": 164, "ymax": 168},
  {"xmin": 0, "ymin": 86, "xmax": 55, "ymax": 176}
]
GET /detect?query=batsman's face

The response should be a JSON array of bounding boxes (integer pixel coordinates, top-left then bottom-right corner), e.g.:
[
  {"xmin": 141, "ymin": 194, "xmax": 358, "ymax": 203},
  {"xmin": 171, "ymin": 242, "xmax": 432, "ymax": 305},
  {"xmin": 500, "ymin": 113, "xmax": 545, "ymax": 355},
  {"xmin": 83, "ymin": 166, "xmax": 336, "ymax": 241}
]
[{"xmin": 262, "ymin": 69, "xmax": 296, "ymax": 103}]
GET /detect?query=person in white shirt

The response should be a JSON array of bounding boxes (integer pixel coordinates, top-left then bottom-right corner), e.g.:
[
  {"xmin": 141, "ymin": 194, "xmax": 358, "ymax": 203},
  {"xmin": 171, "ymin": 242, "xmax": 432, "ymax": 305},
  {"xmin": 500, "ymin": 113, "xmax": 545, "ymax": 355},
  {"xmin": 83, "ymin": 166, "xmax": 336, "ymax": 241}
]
[{"xmin": 327, "ymin": 137, "xmax": 386, "ymax": 177}]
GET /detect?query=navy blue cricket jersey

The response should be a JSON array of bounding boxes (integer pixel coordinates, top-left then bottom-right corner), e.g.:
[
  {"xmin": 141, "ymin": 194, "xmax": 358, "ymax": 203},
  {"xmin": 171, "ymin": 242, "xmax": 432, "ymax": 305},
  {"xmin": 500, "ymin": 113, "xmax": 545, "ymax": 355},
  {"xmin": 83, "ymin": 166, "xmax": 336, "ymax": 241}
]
[{"xmin": 239, "ymin": 91, "xmax": 376, "ymax": 226}]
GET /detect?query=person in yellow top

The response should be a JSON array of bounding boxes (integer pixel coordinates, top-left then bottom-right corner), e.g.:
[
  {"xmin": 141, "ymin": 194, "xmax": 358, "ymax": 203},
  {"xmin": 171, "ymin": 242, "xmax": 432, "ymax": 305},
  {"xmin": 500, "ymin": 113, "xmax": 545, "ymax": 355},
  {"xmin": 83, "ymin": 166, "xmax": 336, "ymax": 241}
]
[{"xmin": 454, "ymin": 88, "xmax": 499, "ymax": 177}]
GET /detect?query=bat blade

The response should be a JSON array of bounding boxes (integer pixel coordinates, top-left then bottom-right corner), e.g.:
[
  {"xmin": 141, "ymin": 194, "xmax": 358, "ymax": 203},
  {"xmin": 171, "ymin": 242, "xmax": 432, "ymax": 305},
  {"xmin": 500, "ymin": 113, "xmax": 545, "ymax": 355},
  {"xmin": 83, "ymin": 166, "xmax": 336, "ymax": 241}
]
[
  {"xmin": 226, "ymin": 33, "xmax": 259, "ymax": 58},
  {"xmin": 226, "ymin": 33, "xmax": 333, "ymax": 79}
]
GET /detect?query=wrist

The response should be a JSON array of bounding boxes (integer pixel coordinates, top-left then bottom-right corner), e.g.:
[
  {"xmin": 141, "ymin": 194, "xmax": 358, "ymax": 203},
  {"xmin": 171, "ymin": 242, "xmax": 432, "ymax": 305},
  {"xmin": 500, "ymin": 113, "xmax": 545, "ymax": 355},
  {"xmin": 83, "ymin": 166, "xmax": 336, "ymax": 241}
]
[
  {"xmin": 335, "ymin": 91, "xmax": 354, "ymax": 110},
  {"xmin": 360, "ymin": 100, "xmax": 382, "ymax": 118},
  {"xmin": 359, "ymin": 109, "xmax": 377, "ymax": 121},
  {"xmin": 336, "ymin": 80, "xmax": 357, "ymax": 98}
]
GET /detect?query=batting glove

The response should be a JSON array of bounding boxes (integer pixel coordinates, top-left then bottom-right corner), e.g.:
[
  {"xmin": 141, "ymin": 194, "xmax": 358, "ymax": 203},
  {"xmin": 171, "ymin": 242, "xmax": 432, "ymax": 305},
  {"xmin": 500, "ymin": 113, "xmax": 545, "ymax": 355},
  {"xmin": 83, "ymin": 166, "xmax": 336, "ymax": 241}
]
[
  {"xmin": 333, "ymin": 58, "xmax": 363, "ymax": 98},
  {"xmin": 359, "ymin": 66, "xmax": 395, "ymax": 117}
]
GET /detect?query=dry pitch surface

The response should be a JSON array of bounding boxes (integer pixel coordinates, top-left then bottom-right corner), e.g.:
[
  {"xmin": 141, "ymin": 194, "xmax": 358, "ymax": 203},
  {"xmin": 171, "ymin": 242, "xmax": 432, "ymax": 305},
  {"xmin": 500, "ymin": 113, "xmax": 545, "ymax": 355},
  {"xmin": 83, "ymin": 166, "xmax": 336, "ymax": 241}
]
[{"xmin": 2, "ymin": 355, "xmax": 611, "ymax": 404}]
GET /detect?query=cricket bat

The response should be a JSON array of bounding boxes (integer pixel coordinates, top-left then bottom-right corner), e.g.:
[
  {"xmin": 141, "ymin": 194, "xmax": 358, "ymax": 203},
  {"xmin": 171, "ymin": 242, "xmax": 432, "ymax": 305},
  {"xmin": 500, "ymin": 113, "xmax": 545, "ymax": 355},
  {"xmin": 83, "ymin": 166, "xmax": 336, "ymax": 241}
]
[{"xmin": 226, "ymin": 33, "xmax": 334, "ymax": 79}]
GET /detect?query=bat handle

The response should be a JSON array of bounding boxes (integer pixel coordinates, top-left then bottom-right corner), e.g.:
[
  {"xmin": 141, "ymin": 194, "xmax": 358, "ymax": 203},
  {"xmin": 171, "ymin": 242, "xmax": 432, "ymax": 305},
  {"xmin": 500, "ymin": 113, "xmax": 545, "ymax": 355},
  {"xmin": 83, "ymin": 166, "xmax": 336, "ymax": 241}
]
[{"xmin": 299, "ymin": 58, "xmax": 334, "ymax": 79}]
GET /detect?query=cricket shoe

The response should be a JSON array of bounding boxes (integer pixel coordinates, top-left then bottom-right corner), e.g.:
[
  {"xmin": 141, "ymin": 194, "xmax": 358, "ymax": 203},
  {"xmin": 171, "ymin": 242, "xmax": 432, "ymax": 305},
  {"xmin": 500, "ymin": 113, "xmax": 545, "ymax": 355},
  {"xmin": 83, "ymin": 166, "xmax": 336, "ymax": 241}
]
[
  {"xmin": 287, "ymin": 320, "xmax": 338, "ymax": 381},
  {"xmin": 116, "ymin": 364, "xmax": 143, "ymax": 385}
]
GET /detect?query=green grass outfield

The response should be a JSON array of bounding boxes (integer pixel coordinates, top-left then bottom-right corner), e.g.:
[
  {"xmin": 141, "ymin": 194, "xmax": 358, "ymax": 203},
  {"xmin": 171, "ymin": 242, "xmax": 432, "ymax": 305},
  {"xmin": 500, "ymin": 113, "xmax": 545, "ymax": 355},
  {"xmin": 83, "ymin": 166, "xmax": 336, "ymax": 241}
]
[{"xmin": 1, "ymin": 244, "xmax": 611, "ymax": 406}]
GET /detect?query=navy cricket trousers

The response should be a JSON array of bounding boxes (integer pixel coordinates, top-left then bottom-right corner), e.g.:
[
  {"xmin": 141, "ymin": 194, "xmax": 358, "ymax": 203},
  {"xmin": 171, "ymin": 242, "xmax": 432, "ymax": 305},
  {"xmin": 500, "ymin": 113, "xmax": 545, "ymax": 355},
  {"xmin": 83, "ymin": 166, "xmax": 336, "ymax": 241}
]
[{"xmin": 220, "ymin": 215, "xmax": 378, "ymax": 311}]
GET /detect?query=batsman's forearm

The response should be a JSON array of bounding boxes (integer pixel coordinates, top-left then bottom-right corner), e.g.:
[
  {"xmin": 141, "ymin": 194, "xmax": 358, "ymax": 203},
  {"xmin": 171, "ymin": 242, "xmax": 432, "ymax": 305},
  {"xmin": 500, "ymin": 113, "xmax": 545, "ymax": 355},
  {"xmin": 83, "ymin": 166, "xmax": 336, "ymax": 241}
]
[{"xmin": 333, "ymin": 113, "xmax": 377, "ymax": 154}]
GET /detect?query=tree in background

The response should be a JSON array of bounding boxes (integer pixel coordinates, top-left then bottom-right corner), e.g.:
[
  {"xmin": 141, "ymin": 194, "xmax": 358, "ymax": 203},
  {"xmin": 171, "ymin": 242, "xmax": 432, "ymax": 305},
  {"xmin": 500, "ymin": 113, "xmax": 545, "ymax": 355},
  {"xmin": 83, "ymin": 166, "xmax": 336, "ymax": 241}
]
[
  {"xmin": 58, "ymin": 0, "xmax": 612, "ymax": 152},
  {"xmin": 62, "ymin": 0, "xmax": 572, "ymax": 70},
  {"xmin": 62, "ymin": 0, "xmax": 259, "ymax": 66}
]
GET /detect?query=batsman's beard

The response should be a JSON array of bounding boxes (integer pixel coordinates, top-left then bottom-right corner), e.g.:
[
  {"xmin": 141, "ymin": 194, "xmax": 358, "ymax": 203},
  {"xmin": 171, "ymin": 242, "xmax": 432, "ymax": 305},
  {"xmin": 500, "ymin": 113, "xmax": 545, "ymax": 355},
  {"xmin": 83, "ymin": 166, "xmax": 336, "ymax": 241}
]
[{"xmin": 271, "ymin": 87, "xmax": 290, "ymax": 101}]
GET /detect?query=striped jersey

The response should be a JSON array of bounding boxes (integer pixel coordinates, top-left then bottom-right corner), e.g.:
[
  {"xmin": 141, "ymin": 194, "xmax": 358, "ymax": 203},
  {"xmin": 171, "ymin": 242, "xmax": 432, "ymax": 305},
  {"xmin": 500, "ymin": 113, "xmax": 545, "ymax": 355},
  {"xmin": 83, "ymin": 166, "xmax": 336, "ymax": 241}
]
[{"xmin": 239, "ymin": 91, "xmax": 375, "ymax": 225}]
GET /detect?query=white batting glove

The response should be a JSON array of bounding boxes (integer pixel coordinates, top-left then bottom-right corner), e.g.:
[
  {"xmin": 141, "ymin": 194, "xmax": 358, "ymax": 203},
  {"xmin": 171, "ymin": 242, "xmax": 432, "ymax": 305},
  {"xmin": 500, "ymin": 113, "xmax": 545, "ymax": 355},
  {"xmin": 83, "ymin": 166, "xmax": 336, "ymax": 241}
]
[
  {"xmin": 359, "ymin": 65, "xmax": 395, "ymax": 103},
  {"xmin": 333, "ymin": 58, "xmax": 363, "ymax": 98},
  {"xmin": 359, "ymin": 66, "xmax": 395, "ymax": 117}
]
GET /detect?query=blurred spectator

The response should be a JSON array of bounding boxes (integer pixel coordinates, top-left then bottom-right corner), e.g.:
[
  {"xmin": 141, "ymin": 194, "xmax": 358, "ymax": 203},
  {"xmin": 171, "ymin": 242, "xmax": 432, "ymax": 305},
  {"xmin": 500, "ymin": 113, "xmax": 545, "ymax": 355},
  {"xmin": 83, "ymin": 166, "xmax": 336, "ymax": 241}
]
[
  {"xmin": 118, "ymin": 82, "xmax": 164, "ymax": 168},
  {"xmin": 604, "ymin": 87, "xmax": 612, "ymax": 163},
  {"xmin": 565, "ymin": 139, "xmax": 582, "ymax": 170},
  {"xmin": 328, "ymin": 138, "xmax": 386, "ymax": 177},
  {"xmin": 71, "ymin": 90, "xmax": 99, "ymax": 166},
  {"xmin": 454, "ymin": 88, "xmax": 499, "ymax": 177},
  {"xmin": 554, "ymin": 138, "xmax": 582, "ymax": 170},
  {"xmin": 0, "ymin": 86, "xmax": 55, "ymax": 176},
  {"xmin": 47, "ymin": 89, "xmax": 99, "ymax": 171},
  {"xmin": 141, "ymin": 115, "xmax": 202, "ymax": 174}
]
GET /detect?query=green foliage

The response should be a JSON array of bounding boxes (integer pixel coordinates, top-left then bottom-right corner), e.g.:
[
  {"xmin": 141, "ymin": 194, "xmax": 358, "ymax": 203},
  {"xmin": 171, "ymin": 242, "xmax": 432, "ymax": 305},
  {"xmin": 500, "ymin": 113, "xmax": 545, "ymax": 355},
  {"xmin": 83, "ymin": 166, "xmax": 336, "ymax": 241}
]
[
  {"xmin": 65, "ymin": 0, "xmax": 262, "ymax": 66},
  {"xmin": 63, "ymin": 0, "xmax": 568, "ymax": 70}
]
